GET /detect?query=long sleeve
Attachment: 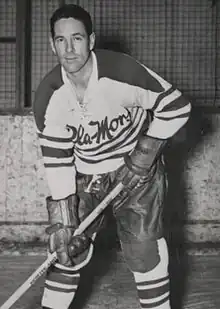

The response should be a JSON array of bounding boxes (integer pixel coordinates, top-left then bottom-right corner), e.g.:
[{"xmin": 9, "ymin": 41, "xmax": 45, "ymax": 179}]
[
  {"xmin": 127, "ymin": 65, "xmax": 192, "ymax": 167},
  {"xmin": 38, "ymin": 118, "xmax": 76, "ymax": 200},
  {"xmin": 137, "ymin": 67, "xmax": 191, "ymax": 139},
  {"xmin": 33, "ymin": 67, "xmax": 77, "ymax": 200}
]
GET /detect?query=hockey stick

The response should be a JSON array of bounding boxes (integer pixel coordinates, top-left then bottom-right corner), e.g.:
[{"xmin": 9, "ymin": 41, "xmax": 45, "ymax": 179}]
[{"xmin": 0, "ymin": 182, "xmax": 124, "ymax": 309}]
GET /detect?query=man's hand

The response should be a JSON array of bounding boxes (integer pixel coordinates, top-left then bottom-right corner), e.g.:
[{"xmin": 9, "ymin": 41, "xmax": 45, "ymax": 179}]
[
  {"xmin": 113, "ymin": 135, "xmax": 166, "ymax": 208},
  {"xmin": 45, "ymin": 194, "xmax": 91, "ymax": 266}
]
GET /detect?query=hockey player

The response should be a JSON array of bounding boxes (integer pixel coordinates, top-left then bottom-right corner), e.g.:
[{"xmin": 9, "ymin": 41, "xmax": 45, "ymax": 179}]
[{"xmin": 33, "ymin": 4, "xmax": 191, "ymax": 309}]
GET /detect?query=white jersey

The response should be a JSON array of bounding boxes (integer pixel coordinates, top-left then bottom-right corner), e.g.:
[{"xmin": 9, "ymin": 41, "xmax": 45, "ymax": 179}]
[{"xmin": 33, "ymin": 49, "xmax": 191, "ymax": 199}]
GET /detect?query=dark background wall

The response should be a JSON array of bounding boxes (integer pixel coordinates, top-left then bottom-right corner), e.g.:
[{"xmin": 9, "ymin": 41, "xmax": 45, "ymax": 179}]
[
  {"xmin": 0, "ymin": 0, "xmax": 219, "ymax": 109},
  {"xmin": 31, "ymin": 0, "xmax": 220, "ymax": 107}
]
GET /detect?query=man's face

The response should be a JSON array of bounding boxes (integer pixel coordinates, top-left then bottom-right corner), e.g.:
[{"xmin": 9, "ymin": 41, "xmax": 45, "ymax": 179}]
[{"xmin": 50, "ymin": 17, "xmax": 95, "ymax": 74}]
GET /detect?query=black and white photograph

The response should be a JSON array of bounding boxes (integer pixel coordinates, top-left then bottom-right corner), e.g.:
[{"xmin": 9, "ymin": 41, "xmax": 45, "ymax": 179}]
[{"xmin": 0, "ymin": 1, "xmax": 220, "ymax": 309}]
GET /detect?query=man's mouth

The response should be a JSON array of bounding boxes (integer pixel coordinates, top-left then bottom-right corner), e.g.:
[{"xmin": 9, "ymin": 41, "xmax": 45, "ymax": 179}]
[{"xmin": 65, "ymin": 57, "xmax": 77, "ymax": 62}]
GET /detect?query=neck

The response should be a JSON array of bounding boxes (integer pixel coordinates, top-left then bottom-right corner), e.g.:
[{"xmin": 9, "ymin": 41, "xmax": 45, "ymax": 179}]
[{"xmin": 66, "ymin": 52, "xmax": 93, "ymax": 86}]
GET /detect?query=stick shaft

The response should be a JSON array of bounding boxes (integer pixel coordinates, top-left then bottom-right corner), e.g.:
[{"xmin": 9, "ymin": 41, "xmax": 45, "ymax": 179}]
[
  {"xmin": 0, "ymin": 252, "xmax": 57, "ymax": 309},
  {"xmin": 74, "ymin": 182, "xmax": 124, "ymax": 236},
  {"xmin": 0, "ymin": 182, "xmax": 124, "ymax": 309}
]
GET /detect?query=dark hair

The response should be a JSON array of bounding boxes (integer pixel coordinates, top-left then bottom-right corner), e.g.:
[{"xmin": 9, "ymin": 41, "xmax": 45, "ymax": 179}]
[{"xmin": 50, "ymin": 4, "xmax": 93, "ymax": 39}]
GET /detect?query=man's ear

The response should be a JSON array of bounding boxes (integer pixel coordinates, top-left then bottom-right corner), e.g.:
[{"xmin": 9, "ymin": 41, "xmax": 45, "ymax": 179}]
[
  {"xmin": 49, "ymin": 36, "xmax": 56, "ymax": 54},
  {"xmin": 89, "ymin": 32, "xmax": 95, "ymax": 51}
]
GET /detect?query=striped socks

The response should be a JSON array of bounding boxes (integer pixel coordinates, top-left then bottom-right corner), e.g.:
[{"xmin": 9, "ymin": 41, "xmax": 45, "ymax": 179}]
[
  {"xmin": 41, "ymin": 238, "xmax": 170, "ymax": 309},
  {"xmin": 133, "ymin": 238, "xmax": 170, "ymax": 309},
  {"xmin": 41, "ymin": 263, "xmax": 80, "ymax": 309}
]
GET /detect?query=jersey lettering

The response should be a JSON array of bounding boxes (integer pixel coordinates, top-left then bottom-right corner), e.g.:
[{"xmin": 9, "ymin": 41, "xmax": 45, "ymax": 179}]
[{"xmin": 68, "ymin": 108, "xmax": 132, "ymax": 146}]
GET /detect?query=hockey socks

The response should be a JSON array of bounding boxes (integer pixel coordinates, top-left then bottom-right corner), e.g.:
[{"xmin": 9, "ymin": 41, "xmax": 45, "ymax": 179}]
[
  {"xmin": 133, "ymin": 238, "xmax": 170, "ymax": 309},
  {"xmin": 41, "ymin": 263, "xmax": 80, "ymax": 309}
]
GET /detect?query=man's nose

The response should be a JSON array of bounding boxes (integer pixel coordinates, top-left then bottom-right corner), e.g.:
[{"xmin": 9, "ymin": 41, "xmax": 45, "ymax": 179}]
[{"xmin": 66, "ymin": 38, "xmax": 75, "ymax": 53}]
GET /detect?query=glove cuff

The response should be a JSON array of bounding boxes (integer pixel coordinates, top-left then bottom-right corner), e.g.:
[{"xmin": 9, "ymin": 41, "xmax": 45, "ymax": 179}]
[
  {"xmin": 125, "ymin": 135, "xmax": 166, "ymax": 176},
  {"xmin": 46, "ymin": 194, "xmax": 79, "ymax": 228}
]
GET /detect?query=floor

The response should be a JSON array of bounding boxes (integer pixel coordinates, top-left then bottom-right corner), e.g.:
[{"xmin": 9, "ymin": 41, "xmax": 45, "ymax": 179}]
[{"xmin": 0, "ymin": 245, "xmax": 220, "ymax": 309}]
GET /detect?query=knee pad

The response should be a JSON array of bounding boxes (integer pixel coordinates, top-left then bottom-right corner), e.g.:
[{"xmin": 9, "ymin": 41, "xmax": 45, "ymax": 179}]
[{"xmin": 122, "ymin": 237, "xmax": 169, "ymax": 274}]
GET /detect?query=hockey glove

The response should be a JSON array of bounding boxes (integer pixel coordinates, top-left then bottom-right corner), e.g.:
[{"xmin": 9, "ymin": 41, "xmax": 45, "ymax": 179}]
[
  {"xmin": 114, "ymin": 134, "xmax": 166, "ymax": 206},
  {"xmin": 45, "ymin": 193, "xmax": 101, "ymax": 266}
]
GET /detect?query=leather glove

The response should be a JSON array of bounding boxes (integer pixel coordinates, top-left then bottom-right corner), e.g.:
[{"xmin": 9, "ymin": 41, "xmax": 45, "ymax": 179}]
[
  {"xmin": 45, "ymin": 194, "xmax": 91, "ymax": 266},
  {"xmin": 113, "ymin": 134, "xmax": 166, "ymax": 208}
]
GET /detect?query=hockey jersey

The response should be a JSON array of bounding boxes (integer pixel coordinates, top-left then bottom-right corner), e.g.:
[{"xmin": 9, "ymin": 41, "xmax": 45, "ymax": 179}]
[{"xmin": 33, "ymin": 49, "xmax": 191, "ymax": 200}]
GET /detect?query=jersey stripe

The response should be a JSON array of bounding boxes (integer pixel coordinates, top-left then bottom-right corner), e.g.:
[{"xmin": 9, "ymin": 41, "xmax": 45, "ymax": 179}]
[
  {"xmin": 38, "ymin": 132, "xmax": 73, "ymax": 143},
  {"xmin": 74, "ymin": 122, "xmax": 145, "ymax": 163},
  {"xmin": 157, "ymin": 104, "xmax": 191, "ymax": 118},
  {"xmin": 151, "ymin": 87, "xmax": 175, "ymax": 111},
  {"xmin": 156, "ymin": 111, "xmax": 190, "ymax": 121},
  {"xmin": 158, "ymin": 93, "xmax": 190, "ymax": 112},
  {"xmin": 155, "ymin": 89, "xmax": 182, "ymax": 112},
  {"xmin": 39, "ymin": 138, "xmax": 73, "ymax": 150},
  {"xmin": 44, "ymin": 162, "xmax": 75, "ymax": 168},
  {"xmin": 41, "ymin": 146, "xmax": 74, "ymax": 158}
]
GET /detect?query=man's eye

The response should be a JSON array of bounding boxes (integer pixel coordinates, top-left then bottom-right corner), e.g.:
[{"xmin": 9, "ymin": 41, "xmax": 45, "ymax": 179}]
[
  {"xmin": 56, "ymin": 38, "xmax": 64, "ymax": 43},
  {"xmin": 74, "ymin": 37, "xmax": 82, "ymax": 41}
]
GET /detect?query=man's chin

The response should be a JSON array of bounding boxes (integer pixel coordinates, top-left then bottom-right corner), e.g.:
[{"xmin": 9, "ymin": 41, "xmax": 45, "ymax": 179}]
[
  {"xmin": 64, "ymin": 65, "xmax": 82, "ymax": 74},
  {"xmin": 62, "ymin": 54, "xmax": 91, "ymax": 74}
]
